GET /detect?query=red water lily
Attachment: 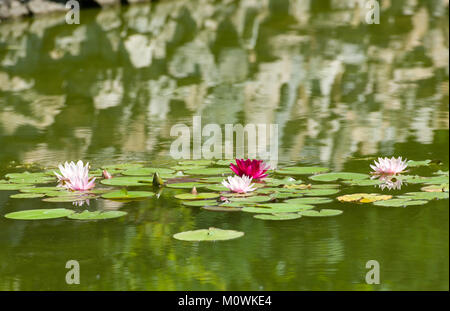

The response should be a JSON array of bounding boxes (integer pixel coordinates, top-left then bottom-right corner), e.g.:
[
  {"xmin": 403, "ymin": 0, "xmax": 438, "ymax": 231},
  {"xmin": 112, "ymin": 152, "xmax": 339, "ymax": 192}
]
[{"xmin": 230, "ymin": 159, "xmax": 270, "ymax": 180}]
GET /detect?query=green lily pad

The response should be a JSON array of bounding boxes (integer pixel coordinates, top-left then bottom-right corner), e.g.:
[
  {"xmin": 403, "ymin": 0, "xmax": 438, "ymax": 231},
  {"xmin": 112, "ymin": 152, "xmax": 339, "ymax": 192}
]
[
  {"xmin": 100, "ymin": 176, "xmax": 153, "ymax": 187},
  {"xmin": 300, "ymin": 209, "xmax": 343, "ymax": 217},
  {"xmin": 10, "ymin": 193, "xmax": 45, "ymax": 199},
  {"xmin": 0, "ymin": 184, "xmax": 34, "ymax": 191},
  {"xmin": 264, "ymin": 177, "xmax": 302, "ymax": 186},
  {"xmin": 295, "ymin": 189, "xmax": 340, "ymax": 196},
  {"xmin": 204, "ymin": 185, "xmax": 229, "ymax": 192},
  {"xmin": 215, "ymin": 160, "xmax": 233, "ymax": 166},
  {"xmin": 285, "ymin": 197, "xmax": 333, "ymax": 204},
  {"xmin": 202, "ymin": 206, "xmax": 242, "ymax": 212},
  {"xmin": 170, "ymin": 165, "xmax": 207, "ymax": 171},
  {"xmin": 182, "ymin": 200, "xmax": 218, "ymax": 207},
  {"xmin": 343, "ymin": 179, "xmax": 382, "ymax": 186},
  {"xmin": 254, "ymin": 213, "xmax": 302, "ymax": 220},
  {"xmin": 166, "ymin": 182, "xmax": 205, "ymax": 189},
  {"xmin": 373, "ymin": 199, "xmax": 429, "ymax": 207},
  {"xmin": 276, "ymin": 166, "xmax": 330, "ymax": 175},
  {"xmin": 173, "ymin": 228, "xmax": 244, "ymax": 241},
  {"xmin": 228, "ymin": 195, "xmax": 273, "ymax": 203},
  {"xmin": 399, "ymin": 192, "xmax": 449, "ymax": 200},
  {"xmin": 20, "ymin": 187, "xmax": 61, "ymax": 193},
  {"xmin": 9, "ymin": 176, "xmax": 56, "ymax": 184},
  {"xmin": 67, "ymin": 210, "xmax": 127, "ymax": 220},
  {"xmin": 242, "ymin": 205, "xmax": 308, "ymax": 213},
  {"xmin": 122, "ymin": 167, "xmax": 175, "ymax": 176},
  {"xmin": 421, "ymin": 184, "xmax": 449, "ymax": 192},
  {"xmin": 309, "ymin": 172, "xmax": 369, "ymax": 182},
  {"xmin": 42, "ymin": 196, "xmax": 91, "ymax": 203},
  {"xmin": 178, "ymin": 160, "xmax": 214, "ymax": 166},
  {"xmin": 257, "ymin": 203, "xmax": 314, "ymax": 210},
  {"xmin": 5, "ymin": 172, "xmax": 49, "ymax": 179},
  {"xmin": 5, "ymin": 208, "xmax": 74, "ymax": 220},
  {"xmin": 101, "ymin": 163, "xmax": 144, "ymax": 170},
  {"xmin": 270, "ymin": 192, "xmax": 300, "ymax": 199},
  {"xmin": 198, "ymin": 177, "xmax": 229, "ymax": 183},
  {"xmin": 407, "ymin": 160, "xmax": 431, "ymax": 167},
  {"xmin": 102, "ymin": 190, "xmax": 154, "ymax": 200},
  {"xmin": 184, "ymin": 168, "xmax": 231, "ymax": 176},
  {"xmin": 174, "ymin": 193, "xmax": 220, "ymax": 200}
]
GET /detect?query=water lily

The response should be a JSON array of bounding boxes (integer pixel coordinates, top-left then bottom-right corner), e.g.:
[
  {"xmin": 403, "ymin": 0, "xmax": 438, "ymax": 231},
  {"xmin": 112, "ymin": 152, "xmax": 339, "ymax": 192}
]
[
  {"xmin": 54, "ymin": 160, "xmax": 96, "ymax": 191},
  {"xmin": 222, "ymin": 175, "xmax": 256, "ymax": 193},
  {"xmin": 102, "ymin": 170, "xmax": 112, "ymax": 179},
  {"xmin": 230, "ymin": 159, "xmax": 270, "ymax": 180},
  {"xmin": 370, "ymin": 157, "xmax": 408, "ymax": 175}
]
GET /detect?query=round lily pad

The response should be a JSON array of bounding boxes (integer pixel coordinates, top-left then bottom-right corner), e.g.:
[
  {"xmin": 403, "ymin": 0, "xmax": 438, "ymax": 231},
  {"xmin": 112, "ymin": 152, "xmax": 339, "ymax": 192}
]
[
  {"xmin": 182, "ymin": 200, "xmax": 218, "ymax": 207},
  {"xmin": 122, "ymin": 167, "xmax": 175, "ymax": 176},
  {"xmin": 242, "ymin": 206, "xmax": 308, "ymax": 213},
  {"xmin": 309, "ymin": 172, "xmax": 369, "ymax": 182},
  {"xmin": 101, "ymin": 163, "xmax": 144, "ymax": 170},
  {"xmin": 100, "ymin": 176, "xmax": 153, "ymax": 186},
  {"xmin": 173, "ymin": 228, "xmax": 244, "ymax": 241},
  {"xmin": 20, "ymin": 187, "xmax": 61, "ymax": 193},
  {"xmin": 257, "ymin": 203, "xmax": 314, "ymax": 210},
  {"xmin": 202, "ymin": 206, "xmax": 242, "ymax": 212},
  {"xmin": 198, "ymin": 177, "xmax": 227, "ymax": 183},
  {"xmin": 166, "ymin": 182, "xmax": 205, "ymax": 189},
  {"xmin": 42, "ymin": 196, "xmax": 91, "ymax": 203},
  {"xmin": 0, "ymin": 184, "xmax": 34, "ymax": 191},
  {"xmin": 67, "ymin": 210, "xmax": 127, "ymax": 220},
  {"xmin": 296, "ymin": 189, "xmax": 340, "ymax": 196},
  {"xmin": 178, "ymin": 160, "xmax": 214, "ymax": 166},
  {"xmin": 407, "ymin": 160, "xmax": 431, "ymax": 167},
  {"xmin": 285, "ymin": 197, "xmax": 333, "ymax": 204},
  {"xmin": 102, "ymin": 190, "xmax": 154, "ymax": 200},
  {"xmin": 343, "ymin": 179, "xmax": 382, "ymax": 186},
  {"xmin": 184, "ymin": 168, "xmax": 231, "ymax": 176},
  {"xmin": 5, "ymin": 208, "xmax": 74, "ymax": 220},
  {"xmin": 228, "ymin": 195, "xmax": 273, "ymax": 203},
  {"xmin": 276, "ymin": 166, "xmax": 330, "ymax": 175},
  {"xmin": 399, "ymin": 192, "xmax": 449, "ymax": 200},
  {"xmin": 215, "ymin": 160, "xmax": 233, "ymax": 166},
  {"xmin": 337, "ymin": 193, "xmax": 392, "ymax": 203},
  {"xmin": 204, "ymin": 185, "xmax": 229, "ymax": 192},
  {"xmin": 421, "ymin": 184, "xmax": 449, "ymax": 192},
  {"xmin": 170, "ymin": 165, "xmax": 207, "ymax": 171},
  {"xmin": 174, "ymin": 193, "xmax": 220, "ymax": 200},
  {"xmin": 373, "ymin": 199, "xmax": 429, "ymax": 207},
  {"xmin": 300, "ymin": 209, "xmax": 343, "ymax": 217},
  {"xmin": 10, "ymin": 193, "xmax": 45, "ymax": 199},
  {"xmin": 254, "ymin": 213, "xmax": 302, "ymax": 220}
]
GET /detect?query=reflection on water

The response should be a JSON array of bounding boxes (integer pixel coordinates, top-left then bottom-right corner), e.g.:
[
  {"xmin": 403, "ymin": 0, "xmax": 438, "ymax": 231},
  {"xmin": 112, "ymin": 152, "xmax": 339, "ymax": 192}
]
[{"xmin": 0, "ymin": 0, "xmax": 448, "ymax": 290}]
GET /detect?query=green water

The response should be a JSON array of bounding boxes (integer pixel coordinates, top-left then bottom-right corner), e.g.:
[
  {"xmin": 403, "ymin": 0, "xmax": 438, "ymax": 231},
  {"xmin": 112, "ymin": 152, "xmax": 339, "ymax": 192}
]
[{"xmin": 0, "ymin": 0, "xmax": 449, "ymax": 290}]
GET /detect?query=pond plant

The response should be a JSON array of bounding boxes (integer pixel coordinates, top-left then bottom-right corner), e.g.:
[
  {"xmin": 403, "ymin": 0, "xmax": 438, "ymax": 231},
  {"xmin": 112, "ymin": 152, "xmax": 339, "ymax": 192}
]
[{"xmin": 0, "ymin": 157, "xmax": 448, "ymax": 240}]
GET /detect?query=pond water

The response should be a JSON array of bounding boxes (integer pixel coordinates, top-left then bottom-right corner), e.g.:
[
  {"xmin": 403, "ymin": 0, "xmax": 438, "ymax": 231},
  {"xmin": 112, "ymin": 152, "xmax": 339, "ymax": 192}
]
[{"xmin": 0, "ymin": 0, "xmax": 448, "ymax": 290}]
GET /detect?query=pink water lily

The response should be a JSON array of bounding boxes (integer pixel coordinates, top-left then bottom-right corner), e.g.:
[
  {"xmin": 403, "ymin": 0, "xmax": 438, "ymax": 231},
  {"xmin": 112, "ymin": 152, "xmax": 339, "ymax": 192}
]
[
  {"xmin": 370, "ymin": 157, "xmax": 408, "ymax": 175},
  {"xmin": 222, "ymin": 175, "xmax": 256, "ymax": 193},
  {"xmin": 54, "ymin": 160, "xmax": 96, "ymax": 191},
  {"xmin": 230, "ymin": 159, "xmax": 270, "ymax": 180}
]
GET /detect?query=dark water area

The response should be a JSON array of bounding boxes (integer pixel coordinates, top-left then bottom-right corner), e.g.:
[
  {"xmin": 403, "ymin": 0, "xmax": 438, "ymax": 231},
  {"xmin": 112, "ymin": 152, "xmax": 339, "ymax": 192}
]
[{"xmin": 0, "ymin": 0, "xmax": 448, "ymax": 290}]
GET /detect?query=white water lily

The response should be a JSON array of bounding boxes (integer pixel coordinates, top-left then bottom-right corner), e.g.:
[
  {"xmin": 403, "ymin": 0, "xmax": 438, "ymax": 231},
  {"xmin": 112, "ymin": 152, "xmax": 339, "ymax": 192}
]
[
  {"xmin": 370, "ymin": 157, "xmax": 408, "ymax": 175},
  {"xmin": 222, "ymin": 175, "xmax": 256, "ymax": 193},
  {"xmin": 54, "ymin": 160, "xmax": 96, "ymax": 191}
]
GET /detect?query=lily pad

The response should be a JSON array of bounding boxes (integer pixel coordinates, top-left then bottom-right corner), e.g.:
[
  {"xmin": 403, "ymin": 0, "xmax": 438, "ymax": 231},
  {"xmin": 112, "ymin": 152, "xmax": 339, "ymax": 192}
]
[
  {"xmin": 10, "ymin": 193, "xmax": 45, "ymax": 199},
  {"xmin": 407, "ymin": 160, "xmax": 431, "ymax": 167},
  {"xmin": 337, "ymin": 193, "xmax": 392, "ymax": 203},
  {"xmin": 227, "ymin": 195, "xmax": 273, "ymax": 203},
  {"xmin": 300, "ymin": 209, "xmax": 343, "ymax": 217},
  {"xmin": 373, "ymin": 199, "xmax": 429, "ymax": 207},
  {"xmin": 198, "ymin": 177, "xmax": 228, "ymax": 183},
  {"xmin": 166, "ymin": 182, "xmax": 205, "ymax": 189},
  {"xmin": 276, "ymin": 166, "xmax": 330, "ymax": 175},
  {"xmin": 102, "ymin": 163, "xmax": 144, "ymax": 170},
  {"xmin": 205, "ymin": 185, "xmax": 229, "ymax": 192},
  {"xmin": 102, "ymin": 190, "xmax": 154, "ymax": 200},
  {"xmin": 202, "ymin": 206, "xmax": 242, "ymax": 212},
  {"xmin": 42, "ymin": 196, "xmax": 92, "ymax": 203},
  {"xmin": 184, "ymin": 168, "xmax": 231, "ymax": 176},
  {"xmin": 264, "ymin": 177, "xmax": 302, "ymax": 186},
  {"xmin": 67, "ymin": 210, "xmax": 127, "ymax": 220},
  {"xmin": 215, "ymin": 160, "xmax": 233, "ymax": 166},
  {"xmin": 0, "ymin": 184, "xmax": 34, "ymax": 191},
  {"xmin": 170, "ymin": 165, "xmax": 207, "ymax": 171},
  {"xmin": 399, "ymin": 192, "xmax": 449, "ymax": 200},
  {"xmin": 343, "ymin": 179, "xmax": 382, "ymax": 186},
  {"xmin": 285, "ymin": 197, "xmax": 333, "ymax": 204},
  {"xmin": 122, "ymin": 167, "xmax": 175, "ymax": 176},
  {"xmin": 100, "ymin": 176, "xmax": 153, "ymax": 187},
  {"xmin": 5, "ymin": 208, "xmax": 74, "ymax": 220},
  {"xmin": 242, "ymin": 205, "xmax": 308, "ymax": 213},
  {"xmin": 173, "ymin": 227, "xmax": 244, "ymax": 241},
  {"xmin": 257, "ymin": 203, "xmax": 314, "ymax": 210},
  {"xmin": 20, "ymin": 187, "xmax": 61, "ymax": 193},
  {"xmin": 174, "ymin": 193, "xmax": 220, "ymax": 200},
  {"xmin": 254, "ymin": 213, "xmax": 302, "ymax": 220},
  {"xmin": 296, "ymin": 189, "xmax": 340, "ymax": 196},
  {"xmin": 421, "ymin": 184, "xmax": 449, "ymax": 193},
  {"xmin": 309, "ymin": 172, "xmax": 369, "ymax": 182},
  {"xmin": 182, "ymin": 200, "xmax": 218, "ymax": 207},
  {"xmin": 178, "ymin": 160, "xmax": 214, "ymax": 166}
]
